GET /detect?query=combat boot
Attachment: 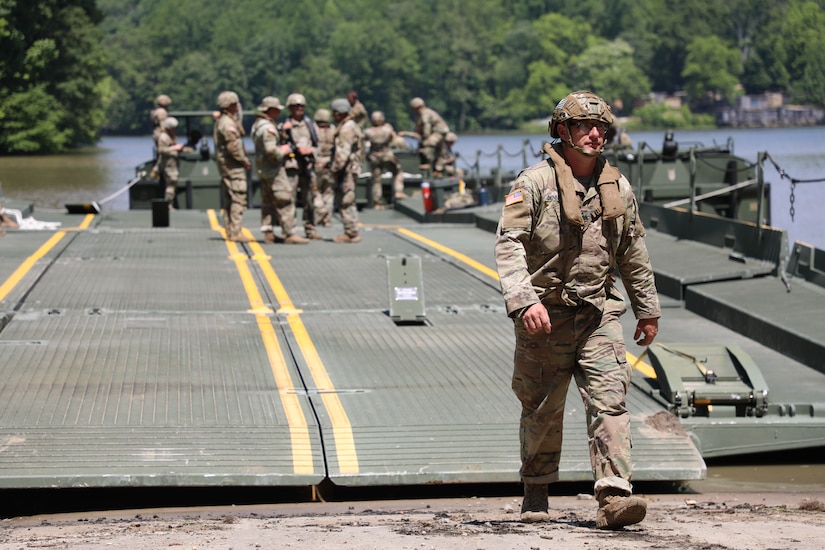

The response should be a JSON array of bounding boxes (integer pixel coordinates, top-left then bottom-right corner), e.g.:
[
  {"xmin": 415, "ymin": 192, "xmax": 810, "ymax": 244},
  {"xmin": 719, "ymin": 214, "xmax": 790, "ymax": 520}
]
[
  {"xmin": 227, "ymin": 233, "xmax": 254, "ymax": 243},
  {"xmin": 306, "ymin": 230, "xmax": 323, "ymax": 240},
  {"xmin": 333, "ymin": 233, "xmax": 361, "ymax": 244},
  {"xmin": 520, "ymin": 483, "xmax": 550, "ymax": 523},
  {"xmin": 263, "ymin": 232, "xmax": 278, "ymax": 244},
  {"xmin": 596, "ymin": 488, "xmax": 647, "ymax": 530},
  {"xmin": 284, "ymin": 234, "xmax": 309, "ymax": 244}
]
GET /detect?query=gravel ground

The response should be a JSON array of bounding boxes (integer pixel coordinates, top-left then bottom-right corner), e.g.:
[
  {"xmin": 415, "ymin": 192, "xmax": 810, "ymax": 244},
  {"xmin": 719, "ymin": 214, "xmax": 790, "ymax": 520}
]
[{"xmin": 1, "ymin": 491, "xmax": 823, "ymax": 549}]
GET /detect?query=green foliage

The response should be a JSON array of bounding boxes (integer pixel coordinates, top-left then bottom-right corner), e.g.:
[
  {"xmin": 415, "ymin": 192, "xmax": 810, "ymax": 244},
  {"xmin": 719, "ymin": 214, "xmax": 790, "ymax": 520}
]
[
  {"xmin": 682, "ymin": 35, "xmax": 742, "ymax": 106},
  {"xmin": 0, "ymin": 85, "xmax": 71, "ymax": 153},
  {"xmin": 0, "ymin": 0, "xmax": 108, "ymax": 153},
  {"xmin": 4, "ymin": 0, "xmax": 824, "ymax": 152},
  {"xmin": 631, "ymin": 102, "xmax": 715, "ymax": 129}
]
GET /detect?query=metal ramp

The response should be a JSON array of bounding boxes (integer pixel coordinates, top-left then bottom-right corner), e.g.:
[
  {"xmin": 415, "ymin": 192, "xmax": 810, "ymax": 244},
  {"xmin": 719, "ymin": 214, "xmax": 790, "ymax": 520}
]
[{"xmin": 0, "ymin": 208, "xmax": 705, "ymax": 489}]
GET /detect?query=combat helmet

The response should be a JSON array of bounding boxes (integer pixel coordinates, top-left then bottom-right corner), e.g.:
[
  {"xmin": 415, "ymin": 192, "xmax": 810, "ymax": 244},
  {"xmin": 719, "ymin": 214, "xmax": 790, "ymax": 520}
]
[
  {"xmin": 331, "ymin": 98, "xmax": 351, "ymax": 114},
  {"xmin": 217, "ymin": 90, "xmax": 240, "ymax": 109},
  {"xmin": 549, "ymin": 90, "xmax": 613, "ymax": 139},
  {"xmin": 257, "ymin": 96, "xmax": 285, "ymax": 112},
  {"xmin": 162, "ymin": 116, "xmax": 179, "ymax": 130},
  {"xmin": 370, "ymin": 111, "xmax": 385, "ymax": 125},
  {"xmin": 410, "ymin": 97, "xmax": 425, "ymax": 109},
  {"xmin": 445, "ymin": 132, "xmax": 457, "ymax": 143},
  {"xmin": 155, "ymin": 94, "xmax": 172, "ymax": 107},
  {"xmin": 287, "ymin": 93, "xmax": 306, "ymax": 107},
  {"xmin": 314, "ymin": 108, "xmax": 332, "ymax": 123}
]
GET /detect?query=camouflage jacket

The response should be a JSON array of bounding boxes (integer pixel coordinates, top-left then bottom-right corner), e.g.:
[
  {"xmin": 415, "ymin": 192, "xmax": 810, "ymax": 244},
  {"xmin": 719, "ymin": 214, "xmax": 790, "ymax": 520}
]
[
  {"xmin": 251, "ymin": 115, "xmax": 287, "ymax": 177},
  {"xmin": 314, "ymin": 124, "xmax": 336, "ymax": 165},
  {"xmin": 213, "ymin": 112, "xmax": 248, "ymax": 174},
  {"xmin": 365, "ymin": 123, "xmax": 398, "ymax": 163},
  {"xmin": 350, "ymin": 100, "xmax": 368, "ymax": 128},
  {"xmin": 156, "ymin": 130, "xmax": 179, "ymax": 182},
  {"xmin": 494, "ymin": 153, "xmax": 660, "ymax": 321},
  {"xmin": 331, "ymin": 118, "xmax": 363, "ymax": 174},
  {"xmin": 414, "ymin": 107, "xmax": 449, "ymax": 141}
]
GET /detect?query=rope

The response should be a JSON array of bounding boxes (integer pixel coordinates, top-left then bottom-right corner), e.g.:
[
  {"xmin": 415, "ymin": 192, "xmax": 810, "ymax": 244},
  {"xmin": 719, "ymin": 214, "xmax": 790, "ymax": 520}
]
[{"xmin": 96, "ymin": 175, "xmax": 142, "ymax": 206}]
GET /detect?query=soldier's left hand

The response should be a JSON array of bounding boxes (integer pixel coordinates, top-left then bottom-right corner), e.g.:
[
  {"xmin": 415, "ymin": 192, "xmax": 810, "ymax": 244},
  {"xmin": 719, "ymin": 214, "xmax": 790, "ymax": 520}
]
[{"xmin": 634, "ymin": 318, "xmax": 659, "ymax": 346}]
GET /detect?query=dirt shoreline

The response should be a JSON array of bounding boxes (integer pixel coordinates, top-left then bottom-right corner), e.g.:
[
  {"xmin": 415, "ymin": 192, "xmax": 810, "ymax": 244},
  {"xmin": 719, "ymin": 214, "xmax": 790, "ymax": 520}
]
[{"xmin": 1, "ymin": 491, "xmax": 823, "ymax": 549}]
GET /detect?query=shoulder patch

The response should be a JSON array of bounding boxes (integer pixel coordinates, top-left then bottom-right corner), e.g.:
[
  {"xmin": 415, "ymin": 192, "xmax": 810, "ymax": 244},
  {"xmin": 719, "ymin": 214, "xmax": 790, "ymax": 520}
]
[{"xmin": 505, "ymin": 190, "xmax": 524, "ymax": 206}]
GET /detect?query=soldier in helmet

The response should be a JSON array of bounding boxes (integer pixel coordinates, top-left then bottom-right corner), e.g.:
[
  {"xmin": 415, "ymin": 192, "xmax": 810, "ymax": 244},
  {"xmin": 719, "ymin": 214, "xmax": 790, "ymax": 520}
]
[
  {"xmin": 151, "ymin": 94, "xmax": 172, "ymax": 151},
  {"xmin": 213, "ymin": 90, "xmax": 252, "ymax": 242},
  {"xmin": 494, "ymin": 90, "xmax": 660, "ymax": 529},
  {"xmin": 156, "ymin": 116, "xmax": 184, "ymax": 207},
  {"xmin": 313, "ymin": 108, "xmax": 336, "ymax": 227},
  {"xmin": 364, "ymin": 110, "xmax": 406, "ymax": 209},
  {"xmin": 328, "ymin": 98, "xmax": 363, "ymax": 243},
  {"xmin": 279, "ymin": 93, "xmax": 321, "ymax": 240},
  {"xmin": 399, "ymin": 97, "xmax": 449, "ymax": 177},
  {"xmin": 251, "ymin": 96, "xmax": 308, "ymax": 244}
]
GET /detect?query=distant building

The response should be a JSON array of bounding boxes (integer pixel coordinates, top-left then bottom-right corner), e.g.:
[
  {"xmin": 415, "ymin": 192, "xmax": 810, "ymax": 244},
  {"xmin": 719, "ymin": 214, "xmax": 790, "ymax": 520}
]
[{"xmin": 717, "ymin": 93, "xmax": 824, "ymax": 127}]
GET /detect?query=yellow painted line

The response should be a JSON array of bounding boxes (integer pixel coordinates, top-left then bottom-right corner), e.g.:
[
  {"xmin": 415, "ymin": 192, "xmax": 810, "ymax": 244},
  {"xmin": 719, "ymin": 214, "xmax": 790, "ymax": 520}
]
[
  {"xmin": 396, "ymin": 226, "xmax": 499, "ymax": 281},
  {"xmin": 245, "ymin": 235, "xmax": 359, "ymax": 475},
  {"xmin": 0, "ymin": 214, "xmax": 95, "ymax": 302},
  {"xmin": 208, "ymin": 210, "xmax": 314, "ymax": 475},
  {"xmin": 627, "ymin": 350, "xmax": 657, "ymax": 379},
  {"xmin": 395, "ymin": 225, "xmax": 659, "ymax": 379}
]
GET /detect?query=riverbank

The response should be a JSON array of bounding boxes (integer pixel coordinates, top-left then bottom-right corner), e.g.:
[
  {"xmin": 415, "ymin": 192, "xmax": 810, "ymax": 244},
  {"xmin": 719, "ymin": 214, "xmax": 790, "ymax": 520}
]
[{"xmin": 2, "ymin": 491, "xmax": 823, "ymax": 549}]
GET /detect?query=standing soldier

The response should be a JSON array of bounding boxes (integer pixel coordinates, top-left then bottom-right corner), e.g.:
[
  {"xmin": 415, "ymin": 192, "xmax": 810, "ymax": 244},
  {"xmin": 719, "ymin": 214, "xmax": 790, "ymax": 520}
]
[
  {"xmin": 365, "ymin": 111, "xmax": 406, "ymax": 209},
  {"xmin": 279, "ymin": 93, "xmax": 321, "ymax": 240},
  {"xmin": 329, "ymin": 98, "xmax": 363, "ymax": 243},
  {"xmin": 214, "ymin": 90, "xmax": 252, "ymax": 243},
  {"xmin": 347, "ymin": 90, "xmax": 368, "ymax": 128},
  {"xmin": 151, "ymin": 94, "xmax": 172, "ymax": 151},
  {"xmin": 156, "ymin": 116, "xmax": 184, "ymax": 208},
  {"xmin": 494, "ymin": 90, "xmax": 660, "ymax": 528},
  {"xmin": 313, "ymin": 108, "xmax": 336, "ymax": 227},
  {"xmin": 251, "ymin": 96, "xmax": 308, "ymax": 245}
]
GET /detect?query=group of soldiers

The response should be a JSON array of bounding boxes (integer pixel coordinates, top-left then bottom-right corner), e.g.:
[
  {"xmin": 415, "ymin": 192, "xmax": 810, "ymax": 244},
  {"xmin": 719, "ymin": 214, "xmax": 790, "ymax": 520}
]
[{"xmin": 149, "ymin": 91, "xmax": 459, "ymax": 243}]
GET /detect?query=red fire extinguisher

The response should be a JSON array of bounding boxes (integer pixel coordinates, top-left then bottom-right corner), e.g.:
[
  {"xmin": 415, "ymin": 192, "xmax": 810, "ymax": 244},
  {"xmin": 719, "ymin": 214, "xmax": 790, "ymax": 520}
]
[{"xmin": 421, "ymin": 181, "xmax": 433, "ymax": 212}]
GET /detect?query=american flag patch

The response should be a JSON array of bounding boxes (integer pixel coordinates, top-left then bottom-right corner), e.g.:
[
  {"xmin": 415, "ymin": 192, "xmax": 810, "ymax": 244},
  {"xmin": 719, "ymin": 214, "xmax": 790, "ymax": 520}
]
[{"xmin": 505, "ymin": 191, "xmax": 524, "ymax": 206}]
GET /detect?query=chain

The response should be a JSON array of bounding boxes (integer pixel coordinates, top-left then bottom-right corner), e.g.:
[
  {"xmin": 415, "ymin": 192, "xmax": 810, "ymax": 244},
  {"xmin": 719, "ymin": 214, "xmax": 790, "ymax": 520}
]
[{"xmin": 764, "ymin": 153, "xmax": 825, "ymax": 222}]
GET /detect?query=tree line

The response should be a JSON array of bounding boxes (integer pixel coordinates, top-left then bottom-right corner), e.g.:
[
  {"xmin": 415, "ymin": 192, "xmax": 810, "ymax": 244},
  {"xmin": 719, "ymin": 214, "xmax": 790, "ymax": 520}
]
[{"xmin": 1, "ymin": 0, "xmax": 824, "ymax": 154}]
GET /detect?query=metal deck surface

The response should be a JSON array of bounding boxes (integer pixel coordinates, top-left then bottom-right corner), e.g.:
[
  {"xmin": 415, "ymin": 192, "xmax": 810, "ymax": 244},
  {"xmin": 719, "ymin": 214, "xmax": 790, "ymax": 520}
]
[{"xmin": 0, "ymin": 207, "xmax": 704, "ymax": 489}]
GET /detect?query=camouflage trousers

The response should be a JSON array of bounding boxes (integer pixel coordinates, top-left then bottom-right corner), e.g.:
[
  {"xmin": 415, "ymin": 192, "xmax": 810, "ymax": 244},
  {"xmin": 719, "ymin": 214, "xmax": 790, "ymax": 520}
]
[
  {"xmin": 220, "ymin": 169, "xmax": 248, "ymax": 239},
  {"xmin": 334, "ymin": 168, "xmax": 360, "ymax": 236},
  {"xmin": 259, "ymin": 169, "xmax": 298, "ymax": 237},
  {"xmin": 314, "ymin": 164, "xmax": 334, "ymax": 227},
  {"xmin": 511, "ymin": 295, "xmax": 634, "ymax": 494},
  {"xmin": 286, "ymin": 167, "xmax": 318, "ymax": 235},
  {"xmin": 368, "ymin": 154, "xmax": 404, "ymax": 205}
]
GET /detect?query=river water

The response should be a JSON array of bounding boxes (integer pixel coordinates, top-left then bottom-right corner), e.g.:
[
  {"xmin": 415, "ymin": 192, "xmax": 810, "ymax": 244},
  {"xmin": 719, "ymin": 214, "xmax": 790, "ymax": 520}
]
[
  {"xmin": 1, "ymin": 127, "xmax": 823, "ymax": 249},
  {"xmin": 2, "ymin": 128, "xmax": 824, "ymax": 493}
]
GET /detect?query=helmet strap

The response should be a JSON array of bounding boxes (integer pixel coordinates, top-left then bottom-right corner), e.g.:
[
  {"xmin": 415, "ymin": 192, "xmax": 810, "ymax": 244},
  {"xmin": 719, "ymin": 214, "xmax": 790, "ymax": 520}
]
[{"xmin": 562, "ymin": 121, "xmax": 604, "ymax": 158}]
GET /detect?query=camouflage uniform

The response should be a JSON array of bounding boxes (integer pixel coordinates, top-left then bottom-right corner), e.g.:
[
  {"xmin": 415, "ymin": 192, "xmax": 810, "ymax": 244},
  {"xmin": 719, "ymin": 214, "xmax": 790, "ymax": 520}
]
[
  {"xmin": 365, "ymin": 121, "xmax": 404, "ymax": 207},
  {"xmin": 350, "ymin": 100, "xmax": 368, "ymax": 128},
  {"xmin": 150, "ymin": 94, "xmax": 171, "ymax": 151},
  {"xmin": 214, "ymin": 110, "xmax": 249, "ymax": 240},
  {"xmin": 278, "ymin": 115, "xmax": 319, "ymax": 238},
  {"xmin": 156, "ymin": 127, "xmax": 179, "ymax": 202},
  {"xmin": 414, "ymin": 105, "xmax": 449, "ymax": 170},
  {"xmin": 252, "ymin": 111, "xmax": 297, "ymax": 239},
  {"xmin": 494, "ymin": 142, "xmax": 660, "ymax": 497},
  {"xmin": 313, "ymin": 113, "xmax": 336, "ymax": 227},
  {"xmin": 331, "ymin": 115, "xmax": 363, "ymax": 238}
]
